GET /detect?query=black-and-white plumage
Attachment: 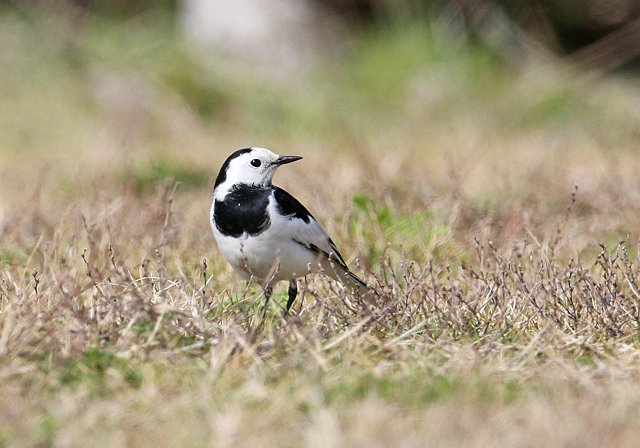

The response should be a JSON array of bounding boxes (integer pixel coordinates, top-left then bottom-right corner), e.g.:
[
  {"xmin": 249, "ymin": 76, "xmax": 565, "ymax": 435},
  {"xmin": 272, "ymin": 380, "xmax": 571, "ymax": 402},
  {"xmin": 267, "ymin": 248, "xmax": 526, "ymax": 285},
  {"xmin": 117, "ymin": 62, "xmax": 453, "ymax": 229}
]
[{"xmin": 210, "ymin": 147, "xmax": 368, "ymax": 314}]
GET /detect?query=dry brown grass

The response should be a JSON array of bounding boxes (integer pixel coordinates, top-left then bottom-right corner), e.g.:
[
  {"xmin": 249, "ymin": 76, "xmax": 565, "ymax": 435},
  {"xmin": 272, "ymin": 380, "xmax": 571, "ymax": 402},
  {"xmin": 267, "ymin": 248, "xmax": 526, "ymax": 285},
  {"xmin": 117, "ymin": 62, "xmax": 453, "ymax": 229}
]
[{"xmin": 2, "ymin": 134, "xmax": 640, "ymax": 446}]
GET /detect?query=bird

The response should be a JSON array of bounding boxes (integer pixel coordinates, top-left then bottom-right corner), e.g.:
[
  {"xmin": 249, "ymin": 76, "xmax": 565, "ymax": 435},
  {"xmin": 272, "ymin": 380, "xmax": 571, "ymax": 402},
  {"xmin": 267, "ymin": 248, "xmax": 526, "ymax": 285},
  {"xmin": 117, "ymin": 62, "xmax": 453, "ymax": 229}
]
[{"xmin": 210, "ymin": 147, "xmax": 369, "ymax": 316}]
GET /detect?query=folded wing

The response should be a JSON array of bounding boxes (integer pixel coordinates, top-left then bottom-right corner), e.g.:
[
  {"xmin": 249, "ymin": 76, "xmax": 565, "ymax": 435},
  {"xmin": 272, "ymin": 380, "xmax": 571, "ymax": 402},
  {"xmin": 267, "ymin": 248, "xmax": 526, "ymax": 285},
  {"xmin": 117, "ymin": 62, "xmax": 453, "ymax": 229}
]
[{"xmin": 272, "ymin": 187, "xmax": 368, "ymax": 291}]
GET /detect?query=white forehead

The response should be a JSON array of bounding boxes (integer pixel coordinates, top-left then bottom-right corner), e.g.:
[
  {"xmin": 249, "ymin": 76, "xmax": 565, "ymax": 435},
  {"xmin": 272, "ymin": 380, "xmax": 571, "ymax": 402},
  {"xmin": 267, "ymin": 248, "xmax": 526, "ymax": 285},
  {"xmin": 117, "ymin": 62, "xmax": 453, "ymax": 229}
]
[{"xmin": 248, "ymin": 147, "xmax": 278, "ymax": 160}]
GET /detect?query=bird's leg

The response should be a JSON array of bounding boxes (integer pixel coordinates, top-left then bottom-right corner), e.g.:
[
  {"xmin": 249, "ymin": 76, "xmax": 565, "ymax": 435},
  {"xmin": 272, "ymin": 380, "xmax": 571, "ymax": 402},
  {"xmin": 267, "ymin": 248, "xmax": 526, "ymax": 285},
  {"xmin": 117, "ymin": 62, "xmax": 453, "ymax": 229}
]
[
  {"xmin": 261, "ymin": 285, "xmax": 273, "ymax": 320},
  {"xmin": 285, "ymin": 279, "xmax": 298, "ymax": 316}
]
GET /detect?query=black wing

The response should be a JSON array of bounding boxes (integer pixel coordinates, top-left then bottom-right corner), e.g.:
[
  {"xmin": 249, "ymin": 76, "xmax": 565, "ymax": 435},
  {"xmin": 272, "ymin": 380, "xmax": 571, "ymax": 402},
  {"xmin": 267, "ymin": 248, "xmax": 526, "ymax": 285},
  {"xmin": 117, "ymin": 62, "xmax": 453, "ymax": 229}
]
[{"xmin": 273, "ymin": 186, "xmax": 313, "ymax": 224}]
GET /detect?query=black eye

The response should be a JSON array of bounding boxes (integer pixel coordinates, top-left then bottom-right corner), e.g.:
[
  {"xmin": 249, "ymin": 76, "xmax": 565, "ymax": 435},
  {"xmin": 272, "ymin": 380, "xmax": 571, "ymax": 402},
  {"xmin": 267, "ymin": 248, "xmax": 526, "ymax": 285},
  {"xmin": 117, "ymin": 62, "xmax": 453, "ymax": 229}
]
[{"xmin": 250, "ymin": 159, "xmax": 261, "ymax": 168}]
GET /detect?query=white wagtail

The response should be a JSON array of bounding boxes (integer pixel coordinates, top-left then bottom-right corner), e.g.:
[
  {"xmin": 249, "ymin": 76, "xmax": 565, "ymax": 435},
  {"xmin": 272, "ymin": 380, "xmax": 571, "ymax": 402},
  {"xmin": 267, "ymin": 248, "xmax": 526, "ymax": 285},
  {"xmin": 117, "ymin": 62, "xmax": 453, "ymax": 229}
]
[{"xmin": 210, "ymin": 147, "xmax": 369, "ymax": 315}]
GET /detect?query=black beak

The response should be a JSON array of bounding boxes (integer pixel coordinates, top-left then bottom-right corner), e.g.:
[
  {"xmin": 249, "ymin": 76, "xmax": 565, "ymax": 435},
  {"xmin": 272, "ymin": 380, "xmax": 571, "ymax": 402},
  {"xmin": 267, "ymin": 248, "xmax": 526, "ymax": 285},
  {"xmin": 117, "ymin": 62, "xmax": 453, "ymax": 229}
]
[{"xmin": 273, "ymin": 155, "xmax": 303, "ymax": 166}]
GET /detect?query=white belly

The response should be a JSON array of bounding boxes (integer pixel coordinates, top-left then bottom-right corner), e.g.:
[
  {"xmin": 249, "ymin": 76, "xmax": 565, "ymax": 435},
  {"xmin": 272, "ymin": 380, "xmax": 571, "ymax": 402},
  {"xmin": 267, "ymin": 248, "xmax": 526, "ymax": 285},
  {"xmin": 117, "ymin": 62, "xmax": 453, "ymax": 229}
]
[{"xmin": 213, "ymin": 229, "xmax": 321, "ymax": 282}]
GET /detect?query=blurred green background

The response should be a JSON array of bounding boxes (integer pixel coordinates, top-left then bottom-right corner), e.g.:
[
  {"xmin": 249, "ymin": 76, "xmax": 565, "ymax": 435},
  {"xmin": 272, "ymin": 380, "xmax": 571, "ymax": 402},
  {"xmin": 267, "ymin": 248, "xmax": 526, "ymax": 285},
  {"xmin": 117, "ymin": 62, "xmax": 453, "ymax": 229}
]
[{"xmin": 2, "ymin": 0, "xmax": 639, "ymax": 166}]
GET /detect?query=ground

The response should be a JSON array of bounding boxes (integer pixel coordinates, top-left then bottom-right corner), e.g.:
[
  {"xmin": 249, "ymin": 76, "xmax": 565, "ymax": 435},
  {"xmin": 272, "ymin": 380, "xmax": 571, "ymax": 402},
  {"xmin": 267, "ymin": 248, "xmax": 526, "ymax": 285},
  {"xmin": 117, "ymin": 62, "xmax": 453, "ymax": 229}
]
[{"xmin": 1, "ymin": 9, "xmax": 640, "ymax": 447}]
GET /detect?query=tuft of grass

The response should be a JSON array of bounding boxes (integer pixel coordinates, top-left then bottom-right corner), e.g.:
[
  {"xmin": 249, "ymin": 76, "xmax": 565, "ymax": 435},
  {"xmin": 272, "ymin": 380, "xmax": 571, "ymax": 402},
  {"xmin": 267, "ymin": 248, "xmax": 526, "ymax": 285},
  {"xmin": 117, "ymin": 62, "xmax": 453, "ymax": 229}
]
[{"xmin": 59, "ymin": 348, "xmax": 143, "ymax": 392}]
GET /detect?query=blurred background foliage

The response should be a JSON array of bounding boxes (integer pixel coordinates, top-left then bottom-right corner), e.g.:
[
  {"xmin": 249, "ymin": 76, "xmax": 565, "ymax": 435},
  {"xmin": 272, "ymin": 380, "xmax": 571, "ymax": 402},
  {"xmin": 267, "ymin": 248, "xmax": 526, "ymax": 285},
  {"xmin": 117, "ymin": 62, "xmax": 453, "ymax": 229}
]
[
  {"xmin": 6, "ymin": 0, "xmax": 640, "ymax": 61},
  {"xmin": 1, "ymin": 0, "xmax": 639, "ymax": 177}
]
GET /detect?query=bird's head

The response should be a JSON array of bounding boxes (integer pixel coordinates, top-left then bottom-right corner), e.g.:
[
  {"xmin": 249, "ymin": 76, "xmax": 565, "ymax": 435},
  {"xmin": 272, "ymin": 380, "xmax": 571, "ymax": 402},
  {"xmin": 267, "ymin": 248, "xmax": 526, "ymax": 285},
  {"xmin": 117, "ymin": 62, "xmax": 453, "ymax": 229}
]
[{"xmin": 214, "ymin": 147, "xmax": 302, "ymax": 194}]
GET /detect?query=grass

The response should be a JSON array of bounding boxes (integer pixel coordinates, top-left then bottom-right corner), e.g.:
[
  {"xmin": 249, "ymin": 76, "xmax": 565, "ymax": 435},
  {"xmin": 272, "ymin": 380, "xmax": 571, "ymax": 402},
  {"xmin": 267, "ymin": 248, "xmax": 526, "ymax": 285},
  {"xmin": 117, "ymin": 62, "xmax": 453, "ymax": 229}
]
[{"xmin": 2, "ymin": 6, "xmax": 640, "ymax": 447}]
